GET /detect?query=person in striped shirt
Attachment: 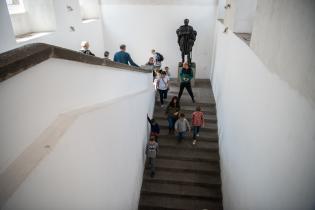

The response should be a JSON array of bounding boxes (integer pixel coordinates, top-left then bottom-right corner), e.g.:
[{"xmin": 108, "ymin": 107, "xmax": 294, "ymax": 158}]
[{"xmin": 192, "ymin": 105, "xmax": 205, "ymax": 145}]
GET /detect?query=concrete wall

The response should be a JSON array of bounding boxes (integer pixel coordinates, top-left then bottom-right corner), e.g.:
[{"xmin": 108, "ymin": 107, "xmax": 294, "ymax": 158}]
[
  {"xmin": 218, "ymin": 0, "xmax": 226, "ymax": 19},
  {"xmin": 0, "ymin": 0, "xmax": 105, "ymax": 57},
  {"xmin": 0, "ymin": 58, "xmax": 154, "ymax": 209},
  {"xmin": 100, "ymin": 0, "xmax": 217, "ymax": 79},
  {"xmin": 251, "ymin": 0, "xmax": 315, "ymax": 106},
  {"xmin": 224, "ymin": 0, "xmax": 257, "ymax": 33},
  {"xmin": 79, "ymin": 0, "xmax": 101, "ymax": 20},
  {"xmin": 212, "ymin": 21, "xmax": 315, "ymax": 210}
]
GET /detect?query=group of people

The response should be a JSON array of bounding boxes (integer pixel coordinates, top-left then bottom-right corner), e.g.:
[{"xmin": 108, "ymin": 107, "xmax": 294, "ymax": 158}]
[
  {"xmin": 79, "ymin": 40, "xmax": 200, "ymax": 178},
  {"xmin": 146, "ymin": 98, "xmax": 205, "ymax": 177}
]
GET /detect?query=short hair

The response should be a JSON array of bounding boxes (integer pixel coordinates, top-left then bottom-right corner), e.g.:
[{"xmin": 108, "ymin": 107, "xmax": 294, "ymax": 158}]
[
  {"xmin": 180, "ymin": 113, "xmax": 185, "ymax": 118},
  {"xmin": 161, "ymin": 71, "xmax": 166, "ymax": 75},
  {"xmin": 165, "ymin": 66, "xmax": 169, "ymax": 69},
  {"xmin": 120, "ymin": 44, "xmax": 126, "ymax": 50},
  {"xmin": 104, "ymin": 51, "xmax": 109, "ymax": 57},
  {"xmin": 151, "ymin": 49, "xmax": 156, "ymax": 53},
  {"xmin": 196, "ymin": 105, "xmax": 201, "ymax": 111},
  {"xmin": 81, "ymin": 41, "xmax": 89, "ymax": 48}
]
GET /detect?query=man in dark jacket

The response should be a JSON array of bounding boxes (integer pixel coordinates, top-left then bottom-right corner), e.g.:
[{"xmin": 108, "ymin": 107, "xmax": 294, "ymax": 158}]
[
  {"xmin": 178, "ymin": 62, "xmax": 195, "ymax": 103},
  {"xmin": 114, "ymin": 44, "xmax": 139, "ymax": 67}
]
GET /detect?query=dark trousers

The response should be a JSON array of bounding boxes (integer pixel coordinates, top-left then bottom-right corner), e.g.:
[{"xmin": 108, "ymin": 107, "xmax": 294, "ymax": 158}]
[
  {"xmin": 148, "ymin": 157, "xmax": 156, "ymax": 176},
  {"xmin": 193, "ymin": 126, "xmax": 200, "ymax": 139},
  {"xmin": 159, "ymin": 89, "xmax": 168, "ymax": 105},
  {"xmin": 178, "ymin": 82, "xmax": 194, "ymax": 102}
]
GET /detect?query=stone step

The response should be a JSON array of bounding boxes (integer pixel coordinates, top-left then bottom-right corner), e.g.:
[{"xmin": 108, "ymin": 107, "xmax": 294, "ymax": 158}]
[
  {"xmin": 139, "ymin": 194, "xmax": 223, "ymax": 210},
  {"xmin": 158, "ymin": 132, "xmax": 219, "ymax": 141},
  {"xmin": 154, "ymin": 112, "xmax": 217, "ymax": 123},
  {"xmin": 154, "ymin": 105, "xmax": 216, "ymax": 115},
  {"xmin": 145, "ymin": 159, "xmax": 220, "ymax": 175},
  {"xmin": 143, "ymin": 170, "xmax": 221, "ymax": 187},
  {"xmin": 163, "ymin": 93, "xmax": 215, "ymax": 105},
  {"xmin": 155, "ymin": 107, "xmax": 216, "ymax": 116},
  {"xmin": 157, "ymin": 138, "xmax": 219, "ymax": 152},
  {"xmin": 141, "ymin": 182, "xmax": 222, "ymax": 201},
  {"xmin": 157, "ymin": 147, "xmax": 220, "ymax": 163},
  {"xmin": 156, "ymin": 120, "xmax": 218, "ymax": 131}
]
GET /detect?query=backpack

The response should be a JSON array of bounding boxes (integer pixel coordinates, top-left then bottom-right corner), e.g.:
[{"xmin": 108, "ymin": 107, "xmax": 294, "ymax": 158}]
[{"xmin": 156, "ymin": 52, "xmax": 164, "ymax": 62}]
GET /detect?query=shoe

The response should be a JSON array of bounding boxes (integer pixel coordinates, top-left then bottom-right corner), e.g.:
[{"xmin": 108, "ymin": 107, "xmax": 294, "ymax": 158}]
[
  {"xmin": 192, "ymin": 99, "xmax": 196, "ymax": 103},
  {"xmin": 150, "ymin": 172, "xmax": 155, "ymax": 178},
  {"xmin": 196, "ymin": 133, "xmax": 199, "ymax": 137},
  {"xmin": 193, "ymin": 139, "xmax": 197, "ymax": 145},
  {"xmin": 161, "ymin": 104, "xmax": 164, "ymax": 108}
]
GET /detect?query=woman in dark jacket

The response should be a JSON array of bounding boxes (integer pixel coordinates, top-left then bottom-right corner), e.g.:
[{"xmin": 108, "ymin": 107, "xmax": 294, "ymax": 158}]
[{"xmin": 165, "ymin": 96, "xmax": 181, "ymax": 134}]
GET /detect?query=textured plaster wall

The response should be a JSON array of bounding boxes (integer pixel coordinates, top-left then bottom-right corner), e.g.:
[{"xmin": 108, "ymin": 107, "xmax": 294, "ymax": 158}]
[
  {"xmin": 100, "ymin": 1, "xmax": 217, "ymax": 79},
  {"xmin": 251, "ymin": 0, "xmax": 315, "ymax": 106},
  {"xmin": 0, "ymin": 0, "xmax": 105, "ymax": 57},
  {"xmin": 212, "ymin": 21, "xmax": 315, "ymax": 210},
  {"xmin": 0, "ymin": 58, "xmax": 154, "ymax": 209},
  {"xmin": 224, "ymin": 0, "xmax": 257, "ymax": 33}
]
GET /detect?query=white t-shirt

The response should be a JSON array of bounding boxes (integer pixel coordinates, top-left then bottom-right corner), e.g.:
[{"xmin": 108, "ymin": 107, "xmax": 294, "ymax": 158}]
[{"xmin": 157, "ymin": 77, "xmax": 169, "ymax": 90}]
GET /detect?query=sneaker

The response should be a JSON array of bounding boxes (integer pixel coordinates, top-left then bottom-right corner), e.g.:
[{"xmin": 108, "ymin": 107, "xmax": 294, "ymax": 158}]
[
  {"xmin": 196, "ymin": 133, "xmax": 200, "ymax": 137},
  {"xmin": 192, "ymin": 139, "xmax": 197, "ymax": 145}
]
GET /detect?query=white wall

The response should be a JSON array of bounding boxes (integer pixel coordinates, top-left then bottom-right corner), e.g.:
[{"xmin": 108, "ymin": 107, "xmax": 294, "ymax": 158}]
[
  {"xmin": 212, "ymin": 21, "xmax": 315, "ymax": 210},
  {"xmin": 79, "ymin": 0, "xmax": 100, "ymax": 20},
  {"xmin": 218, "ymin": 0, "xmax": 226, "ymax": 19},
  {"xmin": 100, "ymin": 1, "xmax": 217, "ymax": 78},
  {"xmin": 0, "ymin": 58, "xmax": 154, "ymax": 209},
  {"xmin": 0, "ymin": 0, "xmax": 105, "ymax": 57},
  {"xmin": 251, "ymin": 0, "xmax": 315, "ymax": 105},
  {"xmin": 224, "ymin": 0, "xmax": 257, "ymax": 33}
]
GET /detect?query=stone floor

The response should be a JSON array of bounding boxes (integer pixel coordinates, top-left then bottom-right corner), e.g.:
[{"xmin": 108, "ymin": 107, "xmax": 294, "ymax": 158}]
[{"xmin": 138, "ymin": 80, "xmax": 223, "ymax": 210}]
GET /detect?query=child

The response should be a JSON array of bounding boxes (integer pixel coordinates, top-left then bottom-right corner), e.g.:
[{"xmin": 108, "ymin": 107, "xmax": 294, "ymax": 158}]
[
  {"xmin": 174, "ymin": 113, "xmax": 191, "ymax": 142},
  {"xmin": 164, "ymin": 66, "xmax": 171, "ymax": 80},
  {"xmin": 146, "ymin": 136, "xmax": 159, "ymax": 178},
  {"xmin": 147, "ymin": 115, "xmax": 160, "ymax": 142},
  {"xmin": 157, "ymin": 71, "xmax": 169, "ymax": 107},
  {"xmin": 192, "ymin": 105, "xmax": 205, "ymax": 145}
]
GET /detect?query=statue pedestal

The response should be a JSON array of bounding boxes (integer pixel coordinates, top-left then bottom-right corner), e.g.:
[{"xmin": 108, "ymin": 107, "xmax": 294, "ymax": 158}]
[{"xmin": 177, "ymin": 62, "xmax": 196, "ymax": 87}]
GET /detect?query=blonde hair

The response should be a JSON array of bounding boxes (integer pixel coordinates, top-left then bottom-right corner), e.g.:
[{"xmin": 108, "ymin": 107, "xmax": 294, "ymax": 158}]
[{"xmin": 81, "ymin": 41, "xmax": 89, "ymax": 49}]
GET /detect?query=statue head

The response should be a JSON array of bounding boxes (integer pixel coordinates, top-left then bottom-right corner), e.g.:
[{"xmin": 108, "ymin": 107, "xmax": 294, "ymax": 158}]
[{"xmin": 184, "ymin": 19, "xmax": 189, "ymax": 26}]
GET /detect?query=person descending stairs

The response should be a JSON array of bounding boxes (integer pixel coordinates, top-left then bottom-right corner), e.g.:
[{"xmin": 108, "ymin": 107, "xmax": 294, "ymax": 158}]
[{"xmin": 139, "ymin": 79, "xmax": 223, "ymax": 210}]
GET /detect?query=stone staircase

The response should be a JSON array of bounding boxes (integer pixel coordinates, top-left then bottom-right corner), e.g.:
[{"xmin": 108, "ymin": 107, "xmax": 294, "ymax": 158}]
[{"xmin": 139, "ymin": 80, "xmax": 223, "ymax": 210}]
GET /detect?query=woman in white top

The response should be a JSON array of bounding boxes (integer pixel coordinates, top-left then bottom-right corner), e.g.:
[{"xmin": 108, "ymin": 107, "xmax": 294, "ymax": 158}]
[{"xmin": 157, "ymin": 71, "xmax": 169, "ymax": 107}]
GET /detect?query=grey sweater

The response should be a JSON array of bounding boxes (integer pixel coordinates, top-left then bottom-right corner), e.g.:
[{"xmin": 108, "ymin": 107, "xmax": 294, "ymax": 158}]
[
  {"xmin": 175, "ymin": 118, "xmax": 190, "ymax": 132},
  {"xmin": 146, "ymin": 141, "xmax": 159, "ymax": 158}
]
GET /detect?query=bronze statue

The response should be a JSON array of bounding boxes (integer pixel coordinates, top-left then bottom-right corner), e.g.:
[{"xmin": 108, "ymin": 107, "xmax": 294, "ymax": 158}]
[{"xmin": 176, "ymin": 19, "xmax": 197, "ymax": 64}]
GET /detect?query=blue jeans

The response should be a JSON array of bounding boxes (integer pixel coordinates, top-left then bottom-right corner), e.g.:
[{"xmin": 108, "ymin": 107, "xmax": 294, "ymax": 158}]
[
  {"xmin": 193, "ymin": 126, "xmax": 200, "ymax": 139},
  {"xmin": 167, "ymin": 115, "xmax": 176, "ymax": 129},
  {"xmin": 177, "ymin": 131, "xmax": 186, "ymax": 142}
]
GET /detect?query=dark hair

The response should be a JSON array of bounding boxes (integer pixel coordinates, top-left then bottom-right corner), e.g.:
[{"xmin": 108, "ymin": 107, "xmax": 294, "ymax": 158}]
[
  {"xmin": 104, "ymin": 51, "xmax": 109, "ymax": 57},
  {"xmin": 180, "ymin": 113, "xmax": 185, "ymax": 118},
  {"xmin": 196, "ymin": 105, "xmax": 201, "ymax": 111},
  {"xmin": 161, "ymin": 71, "xmax": 166, "ymax": 75},
  {"xmin": 120, "ymin": 44, "xmax": 126, "ymax": 50},
  {"xmin": 169, "ymin": 96, "xmax": 180, "ymax": 107},
  {"xmin": 151, "ymin": 119, "xmax": 156, "ymax": 123}
]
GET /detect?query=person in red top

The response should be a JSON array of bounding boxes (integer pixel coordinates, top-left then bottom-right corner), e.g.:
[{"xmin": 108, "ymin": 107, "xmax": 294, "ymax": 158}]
[{"xmin": 192, "ymin": 105, "xmax": 205, "ymax": 145}]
